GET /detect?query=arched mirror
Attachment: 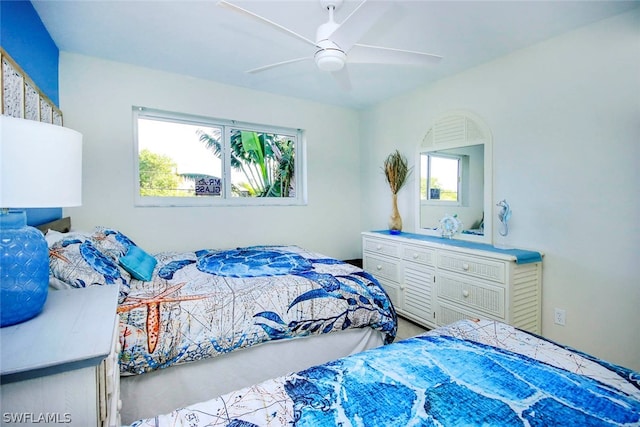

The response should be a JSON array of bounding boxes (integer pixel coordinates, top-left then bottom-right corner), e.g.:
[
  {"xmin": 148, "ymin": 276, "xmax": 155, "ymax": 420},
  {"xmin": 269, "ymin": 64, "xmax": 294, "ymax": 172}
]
[{"xmin": 415, "ymin": 111, "xmax": 493, "ymax": 244}]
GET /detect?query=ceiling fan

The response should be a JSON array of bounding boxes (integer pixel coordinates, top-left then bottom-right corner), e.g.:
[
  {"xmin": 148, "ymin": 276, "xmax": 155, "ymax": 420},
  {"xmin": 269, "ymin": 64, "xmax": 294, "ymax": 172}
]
[{"xmin": 217, "ymin": 0, "xmax": 442, "ymax": 90}]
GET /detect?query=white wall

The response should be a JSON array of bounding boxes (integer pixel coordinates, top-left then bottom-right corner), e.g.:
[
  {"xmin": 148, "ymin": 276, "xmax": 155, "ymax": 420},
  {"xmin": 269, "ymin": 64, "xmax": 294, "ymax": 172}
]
[
  {"xmin": 59, "ymin": 53, "xmax": 362, "ymax": 260},
  {"xmin": 360, "ymin": 9, "xmax": 640, "ymax": 370}
]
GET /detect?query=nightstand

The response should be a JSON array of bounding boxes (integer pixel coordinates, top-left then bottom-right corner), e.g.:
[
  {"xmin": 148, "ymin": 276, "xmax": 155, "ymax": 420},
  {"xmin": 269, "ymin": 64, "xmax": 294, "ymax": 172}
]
[{"xmin": 1, "ymin": 286, "xmax": 121, "ymax": 426}]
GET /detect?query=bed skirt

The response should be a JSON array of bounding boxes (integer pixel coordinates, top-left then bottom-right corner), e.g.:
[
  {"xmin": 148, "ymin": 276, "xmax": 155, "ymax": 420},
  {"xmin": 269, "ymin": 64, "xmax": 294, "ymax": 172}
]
[{"xmin": 119, "ymin": 327, "xmax": 385, "ymax": 423}]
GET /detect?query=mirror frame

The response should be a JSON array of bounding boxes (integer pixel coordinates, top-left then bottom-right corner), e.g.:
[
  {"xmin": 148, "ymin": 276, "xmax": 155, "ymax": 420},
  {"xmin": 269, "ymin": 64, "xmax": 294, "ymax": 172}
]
[{"xmin": 415, "ymin": 110, "xmax": 493, "ymax": 244}]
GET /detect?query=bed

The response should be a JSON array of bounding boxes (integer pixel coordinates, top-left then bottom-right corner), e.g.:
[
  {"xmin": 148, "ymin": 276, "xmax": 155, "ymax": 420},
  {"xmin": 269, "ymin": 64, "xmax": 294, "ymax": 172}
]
[
  {"xmin": 43, "ymin": 222, "xmax": 397, "ymax": 423},
  {"xmin": 127, "ymin": 318, "xmax": 640, "ymax": 426}
]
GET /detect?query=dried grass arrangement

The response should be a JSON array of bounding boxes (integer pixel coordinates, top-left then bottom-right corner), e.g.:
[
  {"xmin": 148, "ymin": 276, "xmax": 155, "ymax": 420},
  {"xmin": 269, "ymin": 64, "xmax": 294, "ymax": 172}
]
[
  {"xmin": 383, "ymin": 150, "xmax": 410, "ymax": 194},
  {"xmin": 383, "ymin": 150, "xmax": 411, "ymax": 232}
]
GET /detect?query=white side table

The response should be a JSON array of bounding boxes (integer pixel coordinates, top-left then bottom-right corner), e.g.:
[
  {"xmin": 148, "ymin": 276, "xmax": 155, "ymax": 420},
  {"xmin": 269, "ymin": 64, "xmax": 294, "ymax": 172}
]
[{"xmin": 1, "ymin": 286, "xmax": 120, "ymax": 426}]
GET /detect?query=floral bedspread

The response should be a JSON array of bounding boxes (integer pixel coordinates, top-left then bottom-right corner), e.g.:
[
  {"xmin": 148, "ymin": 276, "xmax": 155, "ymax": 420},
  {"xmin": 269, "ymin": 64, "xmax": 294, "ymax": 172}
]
[
  {"xmin": 118, "ymin": 245, "xmax": 397, "ymax": 375},
  {"xmin": 129, "ymin": 319, "xmax": 640, "ymax": 426}
]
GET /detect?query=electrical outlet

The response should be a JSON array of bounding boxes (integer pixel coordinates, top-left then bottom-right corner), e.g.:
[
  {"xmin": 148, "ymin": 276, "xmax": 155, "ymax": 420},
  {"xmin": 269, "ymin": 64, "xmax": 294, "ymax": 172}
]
[{"xmin": 554, "ymin": 308, "xmax": 566, "ymax": 326}]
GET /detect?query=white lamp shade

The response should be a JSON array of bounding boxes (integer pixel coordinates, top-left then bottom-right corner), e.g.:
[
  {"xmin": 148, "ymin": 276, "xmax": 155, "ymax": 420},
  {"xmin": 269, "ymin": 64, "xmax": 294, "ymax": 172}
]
[{"xmin": 1, "ymin": 115, "xmax": 82, "ymax": 208}]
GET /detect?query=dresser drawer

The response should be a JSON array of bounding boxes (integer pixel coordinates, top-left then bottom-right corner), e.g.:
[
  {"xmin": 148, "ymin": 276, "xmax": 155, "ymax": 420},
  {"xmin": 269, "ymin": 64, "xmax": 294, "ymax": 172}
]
[
  {"xmin": 363, "ymin": 254, "xmax": 400, "ymax": 282},
  {"xmin": 437, "ymin": 252, "xmax": 506, "ymax": 284},
  {"xmin": 436, "ymin": 273, "xmax": 505, "ymax": 318},
  {"xmin": 402, "ymin": 244, "xmax": 436, "ymax": 266},
  {"xmin": 363, "ymin": 237, "xmax": 401, "ymax": 258}
]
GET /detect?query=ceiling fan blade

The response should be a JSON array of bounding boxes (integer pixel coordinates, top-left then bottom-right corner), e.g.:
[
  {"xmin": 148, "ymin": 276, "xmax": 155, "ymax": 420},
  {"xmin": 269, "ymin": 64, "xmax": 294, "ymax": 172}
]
[
  {"xmin": 217, "ymin": 0, "xmax": 317, "ymax": 48},
  {"xmin": 330, "ymin": 66, "xmax": 352, "ymax": 91},
  {"xmin": 328, "ymin": 0, "xmax": 392, "ymax": 53},
  {"xmin": 247, "ymin": 57, "xmax": 313, "ymax": 74},
  {"xmin": 348, "ymin": 43, "xmax": 443, "ymax": 66}
]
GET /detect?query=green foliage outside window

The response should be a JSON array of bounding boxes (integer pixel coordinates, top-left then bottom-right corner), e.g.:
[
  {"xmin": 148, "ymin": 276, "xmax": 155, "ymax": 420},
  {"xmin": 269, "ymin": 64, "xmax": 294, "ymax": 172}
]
[
  {"xmin": 197, "ymin": 129, "xmax": 295, "ymax": 197},
  {"xmin": 138, "ymin": 149, "xmax": 183, "ymax": 196}
]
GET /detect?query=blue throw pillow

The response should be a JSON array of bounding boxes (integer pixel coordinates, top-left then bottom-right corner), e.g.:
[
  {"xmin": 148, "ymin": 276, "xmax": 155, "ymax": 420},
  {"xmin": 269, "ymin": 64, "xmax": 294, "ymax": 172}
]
[{"xmin": 119, "ymin": 245, "xmax": 157, "ymax": 282}]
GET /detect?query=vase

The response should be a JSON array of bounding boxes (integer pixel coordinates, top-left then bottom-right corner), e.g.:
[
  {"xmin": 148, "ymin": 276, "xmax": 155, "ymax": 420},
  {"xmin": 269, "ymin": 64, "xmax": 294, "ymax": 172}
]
[
  {"xmin": 0, "ymin": 211, "xmax": 49, "ymax": 327},
  {"xmin": 388, "ymin": 193, "xmax": 402, "ymax": 233}
]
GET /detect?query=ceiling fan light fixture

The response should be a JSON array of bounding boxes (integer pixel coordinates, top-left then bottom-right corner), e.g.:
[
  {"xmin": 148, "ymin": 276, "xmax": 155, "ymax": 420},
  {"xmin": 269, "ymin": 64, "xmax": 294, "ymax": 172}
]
[
  {"xmin": 315, "ymin": 48, "xmax": 346, "ymax": 72},
  {"xmin": 221, "ymin": 0, "xmax": 443, "ymax": 88}
]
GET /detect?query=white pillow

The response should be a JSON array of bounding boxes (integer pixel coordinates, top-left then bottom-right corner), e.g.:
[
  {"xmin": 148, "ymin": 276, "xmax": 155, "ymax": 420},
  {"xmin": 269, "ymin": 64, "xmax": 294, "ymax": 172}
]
[{"xmin": 45, "ymin": 229, "xmax": 65, "ymax": 247}]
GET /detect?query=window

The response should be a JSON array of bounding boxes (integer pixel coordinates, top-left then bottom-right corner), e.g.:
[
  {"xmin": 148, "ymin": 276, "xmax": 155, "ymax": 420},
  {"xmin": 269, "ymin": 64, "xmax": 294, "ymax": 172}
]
[
  {"xmin": 134, "ymin": 107, "xmax": 306, "ymax": 206},
  {"xmin": 420, "ymin": 152, "xmax": 462, "ymax": 204}
]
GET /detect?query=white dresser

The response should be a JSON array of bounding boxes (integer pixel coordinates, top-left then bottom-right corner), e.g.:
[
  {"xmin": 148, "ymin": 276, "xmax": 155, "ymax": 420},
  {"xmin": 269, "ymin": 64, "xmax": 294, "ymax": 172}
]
[
  {"xmin": 1, "ymin": 286, "xmax": 121, "ymax": 426},
  {"xmin": 362, "ymin": 231, "xmax": 543, "ymax": 333}
]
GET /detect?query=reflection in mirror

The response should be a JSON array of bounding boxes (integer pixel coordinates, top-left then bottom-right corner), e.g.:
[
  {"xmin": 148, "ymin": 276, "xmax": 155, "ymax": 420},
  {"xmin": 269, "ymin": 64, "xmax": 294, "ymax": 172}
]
[
  {"xmin": 416, "ymin": 111, "xmax": 492, "ymax": 244},
  {"xmin": 421, "ymin": 152, "xmax": 461, "ymax": 202},
  {"xmin": 420, "ymin": 144, "xmax": 484, "ymax": 235}
]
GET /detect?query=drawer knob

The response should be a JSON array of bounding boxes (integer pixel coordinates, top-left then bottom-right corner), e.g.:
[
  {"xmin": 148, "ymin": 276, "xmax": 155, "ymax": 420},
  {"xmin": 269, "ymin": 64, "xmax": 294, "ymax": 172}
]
[
  {"xmin": 376, "ymin": 244, "xmax": 383, "ymax": 250},
  {"xmin": 376, "ymin": 264, "xmax": 383, "ymax": 271},
  {"xmin": 412, "ymin": 253, "xmax": 419, "ymax": 259},
  {"xmin": 462, "ymin": 290, "xmax": 469, "ymax": 298},
  {"xmin": 462, "ymin": 263, "xmax": 470, "ymax": 271}
]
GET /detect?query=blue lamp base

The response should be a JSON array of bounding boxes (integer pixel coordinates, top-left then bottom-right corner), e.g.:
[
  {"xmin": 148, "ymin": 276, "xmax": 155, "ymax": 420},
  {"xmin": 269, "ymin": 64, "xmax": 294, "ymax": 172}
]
[{"xmin": 0, "ymin": 211, "xmax": 49, "ymax": 327}]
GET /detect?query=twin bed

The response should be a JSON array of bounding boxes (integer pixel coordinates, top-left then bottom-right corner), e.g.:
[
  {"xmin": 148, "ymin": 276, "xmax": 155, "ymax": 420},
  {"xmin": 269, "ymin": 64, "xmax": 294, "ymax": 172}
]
[
  {"xmin": 43, "ymin": 222, "xmax": 396, "ymax": 422},
  {"xmin": 129, "ymin": 318, "xmax": 640, "ymax": 426},
  {"xmin": 43, "ymin": 220, "xmax": 639, "ymax": 426}
]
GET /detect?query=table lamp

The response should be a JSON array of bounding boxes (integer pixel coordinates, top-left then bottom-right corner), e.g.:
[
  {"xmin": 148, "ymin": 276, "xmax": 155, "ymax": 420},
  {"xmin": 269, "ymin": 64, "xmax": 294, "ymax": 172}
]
[{"xmin": 0, "ymin": 115, "xmax": 82, "ymax": 327}]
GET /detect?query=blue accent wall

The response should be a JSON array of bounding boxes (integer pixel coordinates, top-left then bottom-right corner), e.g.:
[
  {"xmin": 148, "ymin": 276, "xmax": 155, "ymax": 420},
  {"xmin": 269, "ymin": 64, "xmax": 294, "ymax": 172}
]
[
  {"xmin": 1, "ymin": 0, "xmax": 62, "ymax": 225},
  {"xmin": 0, "ymin": 0, "xmax": 59, "ymax": 106}
]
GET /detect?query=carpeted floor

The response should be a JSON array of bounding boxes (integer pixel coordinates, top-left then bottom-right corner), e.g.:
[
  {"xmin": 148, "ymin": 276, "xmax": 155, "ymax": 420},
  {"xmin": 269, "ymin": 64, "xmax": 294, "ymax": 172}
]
[{"xmin": 396, "ymin": 316, "xmax": 428, "ymax": 341}]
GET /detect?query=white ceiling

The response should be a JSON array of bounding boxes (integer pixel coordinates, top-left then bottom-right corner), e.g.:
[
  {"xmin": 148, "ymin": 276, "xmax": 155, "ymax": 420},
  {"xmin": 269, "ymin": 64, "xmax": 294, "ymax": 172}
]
[{"xmin": 32, "ymin": 0, "xmax": 638, "ymax": 110}]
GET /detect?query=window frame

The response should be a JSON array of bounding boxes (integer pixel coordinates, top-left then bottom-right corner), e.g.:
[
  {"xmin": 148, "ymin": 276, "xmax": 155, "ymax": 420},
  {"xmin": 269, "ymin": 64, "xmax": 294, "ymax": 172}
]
[{"xmin": 133, "ymin": 106, "xmax": 307, "ymax": 207}]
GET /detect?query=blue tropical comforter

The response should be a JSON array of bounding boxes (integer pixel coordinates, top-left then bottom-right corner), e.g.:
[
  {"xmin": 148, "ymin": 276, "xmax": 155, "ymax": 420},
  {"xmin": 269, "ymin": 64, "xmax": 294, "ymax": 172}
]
[
  {"xmin": 129, "ymin": 319, "xmax": 640, "ymax": 426},
  {"xmin": 118, "ymin": 245, "xmax": 396, "ymax": 375}
]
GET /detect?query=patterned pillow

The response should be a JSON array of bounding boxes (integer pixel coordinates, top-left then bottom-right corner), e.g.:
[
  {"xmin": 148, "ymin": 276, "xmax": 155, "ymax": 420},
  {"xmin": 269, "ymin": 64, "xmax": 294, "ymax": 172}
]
[
  {"xmin": 91, "ymin": 227, "xmax": 138, "ymax": 261},
  {"xmin": 49, "ymin": 234, "xmax": 131, "ymax": 303},
  {"xmin": 45, "ymin": 229, "xmax": 91, "ymax": 247}
]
